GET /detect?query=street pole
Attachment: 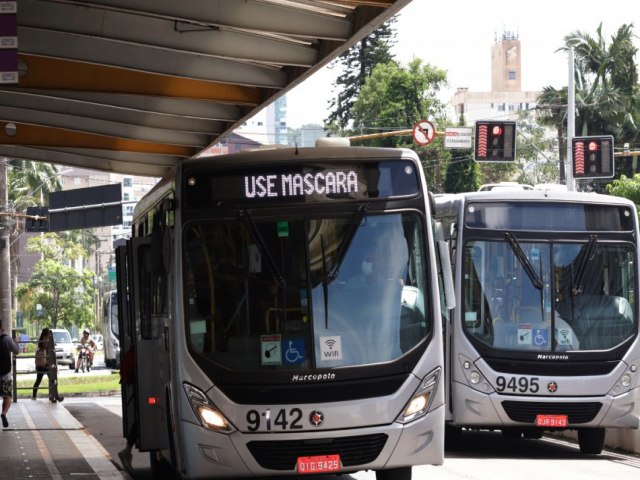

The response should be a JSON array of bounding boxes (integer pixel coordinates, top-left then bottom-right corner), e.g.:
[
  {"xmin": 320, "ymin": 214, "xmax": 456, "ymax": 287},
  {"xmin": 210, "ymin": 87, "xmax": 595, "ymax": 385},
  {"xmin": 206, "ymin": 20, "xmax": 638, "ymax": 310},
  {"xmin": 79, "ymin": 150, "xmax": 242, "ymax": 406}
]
[
  {"xmin": 0, "ymin": 157, "xmax": 11, "ymax": 334},
  {"xmin": 566, "ymin": 48, "xmax": 576, "ymax": 192}
]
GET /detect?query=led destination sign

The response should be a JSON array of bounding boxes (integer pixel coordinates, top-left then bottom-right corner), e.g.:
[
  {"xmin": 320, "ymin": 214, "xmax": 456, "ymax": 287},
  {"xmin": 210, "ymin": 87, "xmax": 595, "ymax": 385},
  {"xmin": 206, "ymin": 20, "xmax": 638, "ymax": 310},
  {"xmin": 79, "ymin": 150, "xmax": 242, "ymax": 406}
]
[
  {"xmin": 184, "ymin": 160, "xmax": 419, "ymax": 207},
  {"xmin": 244, "ymin": 170, "xmax": 358, "ymax": 199}
]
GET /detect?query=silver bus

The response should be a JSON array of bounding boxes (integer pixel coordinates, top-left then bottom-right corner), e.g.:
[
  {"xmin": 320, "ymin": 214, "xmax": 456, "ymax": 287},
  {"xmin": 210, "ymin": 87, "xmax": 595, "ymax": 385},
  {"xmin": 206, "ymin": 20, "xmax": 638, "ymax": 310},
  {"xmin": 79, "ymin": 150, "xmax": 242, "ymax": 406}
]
[
  {"xmin": 102, "ymin": 290, "xmax": 120, "ymax": 369},
  {"xmin": 435, "ymin": 188, "xmax": 640, "ymax": 454},
  {"xmin": 115, "ymin": 144, "xmax": 453, "ymax": 479}
]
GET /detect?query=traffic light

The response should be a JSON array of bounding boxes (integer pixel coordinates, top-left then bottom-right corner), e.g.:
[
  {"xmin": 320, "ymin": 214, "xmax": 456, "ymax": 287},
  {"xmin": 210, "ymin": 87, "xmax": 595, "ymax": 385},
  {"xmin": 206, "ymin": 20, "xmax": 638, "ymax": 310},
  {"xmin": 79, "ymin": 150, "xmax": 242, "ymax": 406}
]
[
  {"xmin": 25, "ymin": 206, "xmax": 49, "ymax": 232},
  {"xmin": 571, "ymin": 135, "xmax": 614, "ymax": 179},
  {"xmin": 474, "ymin": 121, "xmax": 516, "ymax": 161}
]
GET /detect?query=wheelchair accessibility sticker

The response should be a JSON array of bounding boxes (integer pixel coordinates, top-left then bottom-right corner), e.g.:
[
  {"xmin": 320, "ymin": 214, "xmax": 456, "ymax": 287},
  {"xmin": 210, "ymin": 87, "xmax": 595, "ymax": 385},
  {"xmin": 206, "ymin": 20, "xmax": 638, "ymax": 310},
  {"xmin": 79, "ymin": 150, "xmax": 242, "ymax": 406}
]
[
  {"xmin": 284, "ymin": 339, "xmax": 305, "ymax": 365},
  {"xmin": 532, "ymin": 328, "xmax": 549, "ymax": 346},
  {"xmin": 517, "ymin": 325, "xmax": 549, "ymax": 346}
]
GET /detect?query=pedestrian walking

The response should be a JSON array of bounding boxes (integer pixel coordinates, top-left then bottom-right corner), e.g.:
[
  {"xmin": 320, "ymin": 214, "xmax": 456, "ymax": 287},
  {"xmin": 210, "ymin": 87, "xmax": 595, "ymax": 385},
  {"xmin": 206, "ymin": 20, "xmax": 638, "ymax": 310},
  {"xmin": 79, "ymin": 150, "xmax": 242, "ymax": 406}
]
[
  {"xmin": 32, "ymin": 328, "xmax": 64, "ymax": 402},
  {"xmin": 0, "ymin": 327, "xmax": 20, "ymax": 429}
]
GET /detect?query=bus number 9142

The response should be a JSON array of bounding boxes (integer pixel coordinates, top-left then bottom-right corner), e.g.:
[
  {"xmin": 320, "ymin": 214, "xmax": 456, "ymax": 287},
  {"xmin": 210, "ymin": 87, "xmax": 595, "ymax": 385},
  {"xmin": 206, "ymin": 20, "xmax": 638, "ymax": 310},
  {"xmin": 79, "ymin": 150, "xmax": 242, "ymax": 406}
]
[
  {"xmin": 495, "ymin": 376, "xmax": 540, "ymax": 393},
  {"xmin": 247, "ymin": 408, "xmax": 304, "ymax": 431}
]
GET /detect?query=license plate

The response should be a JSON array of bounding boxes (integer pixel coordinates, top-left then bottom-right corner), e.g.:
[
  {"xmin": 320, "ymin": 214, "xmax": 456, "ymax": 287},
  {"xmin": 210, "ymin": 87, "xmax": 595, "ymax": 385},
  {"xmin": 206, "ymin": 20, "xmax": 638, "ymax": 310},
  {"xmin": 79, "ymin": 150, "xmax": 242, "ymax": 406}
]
[
  {"xmin": 535, "ymin": 414, "xmax": 568, "ymax": 427},
  {"xmin": 296, "ymin": 454, "xmax": 341, "ymax": 474}
]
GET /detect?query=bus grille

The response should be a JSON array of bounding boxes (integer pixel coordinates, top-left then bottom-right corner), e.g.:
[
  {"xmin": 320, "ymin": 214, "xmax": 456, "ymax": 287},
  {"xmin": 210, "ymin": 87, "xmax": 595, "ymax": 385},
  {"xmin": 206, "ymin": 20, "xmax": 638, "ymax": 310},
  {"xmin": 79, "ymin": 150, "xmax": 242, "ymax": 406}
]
[
  {"xmin": 485, "ymin": 358, "xmax": 618, "ymax": 376},
  {"xmin": 501, "ymin": 401, "xmax": 602, "ymax": 424},
  {"xmin": 246, "ymin": 433, "xmax": 388, "ymax": 470}
]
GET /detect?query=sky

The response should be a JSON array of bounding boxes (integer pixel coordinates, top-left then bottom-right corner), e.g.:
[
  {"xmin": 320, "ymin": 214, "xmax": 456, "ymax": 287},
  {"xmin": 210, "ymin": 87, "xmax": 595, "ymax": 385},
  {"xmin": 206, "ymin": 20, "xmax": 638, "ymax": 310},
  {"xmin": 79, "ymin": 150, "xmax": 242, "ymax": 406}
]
[{"xmin": 284, "ymin": 0, "xmax": 640, "ymax": 128}]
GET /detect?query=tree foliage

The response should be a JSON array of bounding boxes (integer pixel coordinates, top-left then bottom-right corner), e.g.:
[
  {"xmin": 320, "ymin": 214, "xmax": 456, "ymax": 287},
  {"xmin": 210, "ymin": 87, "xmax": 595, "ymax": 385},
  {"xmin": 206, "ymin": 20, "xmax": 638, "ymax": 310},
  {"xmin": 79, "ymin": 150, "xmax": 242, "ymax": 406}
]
[
  {"xmin": 325, "ymin": 19, "xmax": 397, "ymax": 130},
  {"xmin": 16, "ymin": 233, "xmax": 96, "ymax": 330},
  {"xmin": 606, "ymin": 174, "xmax": 640, "ymax": 207},
  {"xmin": 512, "ymin": 111, "xmax": 560, "ymax": 185},
  {"xmin": 349, "ymin": 58, "xmax": 451, "ymax": 192},
  {"xmin": 538, "ymin": 23, "xmax": 640, "ymax": 181}
]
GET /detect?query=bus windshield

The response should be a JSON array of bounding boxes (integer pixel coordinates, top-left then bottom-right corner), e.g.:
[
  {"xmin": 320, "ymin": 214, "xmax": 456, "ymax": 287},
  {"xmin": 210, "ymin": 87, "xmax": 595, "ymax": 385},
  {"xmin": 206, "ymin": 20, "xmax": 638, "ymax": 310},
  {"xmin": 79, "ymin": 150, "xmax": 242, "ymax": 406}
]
[
  {"xmin": 183, "ymin": 212, "xmax": 430, "ymax": 371},
  {"xmin": 463, "ymin": 239, "xmax": 636, "ymax": 351}
]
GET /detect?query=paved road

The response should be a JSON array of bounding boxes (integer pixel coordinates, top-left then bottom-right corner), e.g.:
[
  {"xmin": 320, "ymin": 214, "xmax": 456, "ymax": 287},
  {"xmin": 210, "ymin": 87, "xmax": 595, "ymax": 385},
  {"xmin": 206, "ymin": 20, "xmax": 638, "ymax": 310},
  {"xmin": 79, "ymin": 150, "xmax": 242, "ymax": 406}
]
[{"xmin": 64, "ymin": 396, "xmax": 640, "ymax": 480}]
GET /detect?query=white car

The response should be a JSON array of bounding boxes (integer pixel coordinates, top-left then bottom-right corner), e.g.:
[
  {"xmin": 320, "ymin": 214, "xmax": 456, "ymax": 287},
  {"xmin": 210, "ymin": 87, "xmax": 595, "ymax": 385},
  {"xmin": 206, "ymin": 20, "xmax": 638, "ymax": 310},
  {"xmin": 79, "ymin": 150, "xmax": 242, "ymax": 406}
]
[
  {"xmin": 94, "ymin": 334, "xmax": 104, "ymax": 351},
  {"xmin": 51, "ymin": 328, "xmax": 76, "ymax": 369}
]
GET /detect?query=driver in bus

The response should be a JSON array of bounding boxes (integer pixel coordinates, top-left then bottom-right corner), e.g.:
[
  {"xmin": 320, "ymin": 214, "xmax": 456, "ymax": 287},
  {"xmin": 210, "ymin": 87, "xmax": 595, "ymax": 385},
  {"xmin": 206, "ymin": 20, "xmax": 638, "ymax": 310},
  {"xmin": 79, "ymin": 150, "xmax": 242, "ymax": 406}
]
[{"xmin": 75, "ymin": 328, "xmax": 98, "ymax": 372}]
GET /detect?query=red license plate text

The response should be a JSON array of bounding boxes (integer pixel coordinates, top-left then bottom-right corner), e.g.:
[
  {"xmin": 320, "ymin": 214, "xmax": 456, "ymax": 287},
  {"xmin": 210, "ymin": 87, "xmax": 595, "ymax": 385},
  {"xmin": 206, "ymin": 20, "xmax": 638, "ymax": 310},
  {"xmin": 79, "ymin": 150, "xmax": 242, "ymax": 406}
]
[
  {"xmin": 535, "ymin": 414, "xmax": 568, "ymax": 427},
  {"xmin": 296, "ymin": 454, "xmax": 341, "ymax": 474}
]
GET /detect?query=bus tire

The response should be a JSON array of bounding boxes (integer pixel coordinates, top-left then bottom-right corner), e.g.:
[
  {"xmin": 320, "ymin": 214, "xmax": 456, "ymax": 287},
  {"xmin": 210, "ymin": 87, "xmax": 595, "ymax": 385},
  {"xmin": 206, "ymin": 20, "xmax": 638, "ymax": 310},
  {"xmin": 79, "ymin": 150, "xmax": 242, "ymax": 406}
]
[
  {"xmin": 445, "ymin": 425, "xmax": 463, "ymax": 451},
  {"xmin": 149, "ymin": 450, "xmax": 175, "ymax": 479},
  {"xmin": 375, "ymin": 466, "xmax": 411, "ymax": 480},
  {"xmin": 578, "ymin": 428, "xmax": 605, "ymax": 454}
]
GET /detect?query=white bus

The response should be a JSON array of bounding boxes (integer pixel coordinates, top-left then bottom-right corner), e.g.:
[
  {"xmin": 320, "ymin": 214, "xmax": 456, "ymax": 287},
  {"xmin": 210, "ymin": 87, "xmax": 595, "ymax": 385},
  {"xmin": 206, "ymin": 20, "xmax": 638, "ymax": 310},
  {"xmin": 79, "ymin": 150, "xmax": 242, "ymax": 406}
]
[
  {"xmin": 115, "ymin": 144, "xmax": 454, "ymax": 479},
  {"xmin": 102, "ymin": 290, "xmax": 120, "ymax": 369},
  {"xmin": 435, "ymin": 188, "xmax": 640, "ymax": 454}
]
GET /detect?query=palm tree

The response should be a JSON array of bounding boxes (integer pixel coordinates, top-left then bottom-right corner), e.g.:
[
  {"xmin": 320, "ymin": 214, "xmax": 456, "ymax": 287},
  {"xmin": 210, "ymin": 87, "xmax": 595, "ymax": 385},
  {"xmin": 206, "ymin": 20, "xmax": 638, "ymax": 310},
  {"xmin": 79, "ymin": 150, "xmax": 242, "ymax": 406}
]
[{"xmin": 8, "ymin": 160, "xmax": 62, "ymax": 311}]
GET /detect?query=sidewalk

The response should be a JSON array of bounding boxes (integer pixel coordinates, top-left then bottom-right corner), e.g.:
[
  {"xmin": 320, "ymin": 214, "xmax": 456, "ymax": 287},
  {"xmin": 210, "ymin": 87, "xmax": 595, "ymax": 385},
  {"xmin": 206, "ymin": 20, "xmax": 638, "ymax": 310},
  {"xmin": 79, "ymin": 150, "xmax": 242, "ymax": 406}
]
[{"xmin": 0, "ymin": 398, "xmax": 126, "ymax": 479}]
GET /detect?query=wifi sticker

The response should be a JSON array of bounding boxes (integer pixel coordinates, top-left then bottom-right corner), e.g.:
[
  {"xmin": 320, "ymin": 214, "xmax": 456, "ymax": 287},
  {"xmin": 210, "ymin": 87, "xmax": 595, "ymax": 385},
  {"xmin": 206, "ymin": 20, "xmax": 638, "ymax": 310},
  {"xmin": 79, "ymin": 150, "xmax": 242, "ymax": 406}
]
[{"xmin": 320, "ymin": 336, "xmax": 342, "ymax": 361}]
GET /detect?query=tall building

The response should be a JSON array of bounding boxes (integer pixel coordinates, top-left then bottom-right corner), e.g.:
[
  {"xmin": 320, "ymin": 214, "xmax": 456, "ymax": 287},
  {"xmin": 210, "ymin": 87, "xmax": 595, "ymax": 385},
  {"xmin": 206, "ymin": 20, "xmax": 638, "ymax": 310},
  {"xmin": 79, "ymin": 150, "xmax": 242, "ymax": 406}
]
[
  {"xmin": 451, "ymin": 30, "xmax": 539, "ymax": 125},
  {"xmin": 491, "ymin": 30, "xmax": 522, "ymax": 92}
]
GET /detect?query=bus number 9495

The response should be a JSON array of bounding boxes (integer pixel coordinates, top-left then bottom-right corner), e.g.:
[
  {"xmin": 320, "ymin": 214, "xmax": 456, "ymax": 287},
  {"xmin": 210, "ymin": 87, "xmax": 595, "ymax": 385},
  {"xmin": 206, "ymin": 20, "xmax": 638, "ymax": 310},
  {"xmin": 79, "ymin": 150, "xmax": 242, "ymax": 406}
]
[{"xmin": 495, "ymin": 376, "xmax": 540, "ymax": 393}]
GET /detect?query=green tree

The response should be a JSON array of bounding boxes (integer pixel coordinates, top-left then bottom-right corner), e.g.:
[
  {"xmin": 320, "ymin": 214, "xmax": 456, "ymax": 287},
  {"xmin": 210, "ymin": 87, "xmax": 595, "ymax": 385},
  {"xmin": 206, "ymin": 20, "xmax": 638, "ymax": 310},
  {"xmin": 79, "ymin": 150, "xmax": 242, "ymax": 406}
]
[
  {"xmin": 8, "ymin": 160, "xmax": 62, "ymax": 314},
  {"xmin": 350, "ymin": 58, "xmax": 450, "ymax": 191},
  {"xmin": 513, "ymin": 111, "xmax": 560, "ymax": 185},
  {"xmin": 16, "ymin": 233, "xmax": 96, "ymax": 329},
  {"xmin": 606, "ymin": 174, "xmax": 640, "ymax": 208},
  {"xmin": 536, "ymin": 86, "xmax": 568, "ymax": 180},
  {"xmin": 325, "ymin": 18, "xmax": 397, "ymax": 131}
]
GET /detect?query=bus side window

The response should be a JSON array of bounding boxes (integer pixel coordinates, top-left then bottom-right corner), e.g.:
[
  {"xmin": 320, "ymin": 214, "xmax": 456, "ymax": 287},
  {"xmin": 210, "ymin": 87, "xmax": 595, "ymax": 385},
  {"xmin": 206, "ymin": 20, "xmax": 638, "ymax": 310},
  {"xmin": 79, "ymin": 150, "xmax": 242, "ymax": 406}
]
[{"xmin": 138, "ymin": 243, "xmax": 165, "ymax": 340}]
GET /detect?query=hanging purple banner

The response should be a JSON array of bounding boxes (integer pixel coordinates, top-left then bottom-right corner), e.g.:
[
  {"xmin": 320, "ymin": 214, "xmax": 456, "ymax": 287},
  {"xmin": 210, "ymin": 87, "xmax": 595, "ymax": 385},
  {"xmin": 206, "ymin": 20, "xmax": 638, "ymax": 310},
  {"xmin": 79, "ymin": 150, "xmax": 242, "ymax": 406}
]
[{"xmin": 0, "ymin": 1, "xmax": 17, "ymax": 84}]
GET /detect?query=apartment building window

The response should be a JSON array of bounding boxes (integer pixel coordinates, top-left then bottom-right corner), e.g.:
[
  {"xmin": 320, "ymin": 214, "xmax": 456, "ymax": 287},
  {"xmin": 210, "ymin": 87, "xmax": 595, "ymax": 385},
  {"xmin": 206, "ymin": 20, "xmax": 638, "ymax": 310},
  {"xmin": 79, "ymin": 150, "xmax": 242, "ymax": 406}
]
[
  {"xmin": 508, "ymin": 70, "xmax": 516, "ymax": 80},
  {"xmin": 123, "ymin": 177, "xmax": 133, "ymax": 187}
]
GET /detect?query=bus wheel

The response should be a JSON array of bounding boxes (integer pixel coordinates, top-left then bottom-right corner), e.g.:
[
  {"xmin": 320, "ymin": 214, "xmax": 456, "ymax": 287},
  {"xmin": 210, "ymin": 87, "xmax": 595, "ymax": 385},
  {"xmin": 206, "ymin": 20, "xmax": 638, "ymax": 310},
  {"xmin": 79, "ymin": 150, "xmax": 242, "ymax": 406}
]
[
  {"xmin": 445, "ymin": 425, "xmax": 463, "ymax": 451},
  {"xmin": 578, "ymin": 428, "xmax": 605, "ymax": 454},
  {"xmin": 375, "ymin": 466, "xmax": 411, "ymax": 480},
  {"xmin": 501, "ymin": 428, "xmax": 523, "ymax": 440},
  {"xmin": 150, "ymin": 450, "xmax": 175, "ymax": 479},
  {"xmin": 522, "ymin": 428, "xmax": 543, "ymax": 439}
]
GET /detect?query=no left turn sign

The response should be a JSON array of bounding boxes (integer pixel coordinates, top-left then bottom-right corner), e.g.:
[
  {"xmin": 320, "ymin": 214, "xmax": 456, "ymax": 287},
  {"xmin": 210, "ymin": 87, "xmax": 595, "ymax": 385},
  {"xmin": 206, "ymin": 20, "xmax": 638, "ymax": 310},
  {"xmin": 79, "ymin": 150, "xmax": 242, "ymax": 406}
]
[{"xmin": 412, "ymin": 120, "xmax": 436, "ymax": 146}]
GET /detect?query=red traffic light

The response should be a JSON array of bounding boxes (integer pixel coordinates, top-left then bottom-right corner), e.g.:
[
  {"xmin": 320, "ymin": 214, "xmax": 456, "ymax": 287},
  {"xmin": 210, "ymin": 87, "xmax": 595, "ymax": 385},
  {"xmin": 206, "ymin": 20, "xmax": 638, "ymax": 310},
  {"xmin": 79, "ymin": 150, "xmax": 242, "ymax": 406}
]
[
  {"xmin": 474, "ymin": 121, "xmax": 516, "ymax": 162},
  {"xmin": 571, "ymin": 136, "xmax": 614, "ymax": 179}
]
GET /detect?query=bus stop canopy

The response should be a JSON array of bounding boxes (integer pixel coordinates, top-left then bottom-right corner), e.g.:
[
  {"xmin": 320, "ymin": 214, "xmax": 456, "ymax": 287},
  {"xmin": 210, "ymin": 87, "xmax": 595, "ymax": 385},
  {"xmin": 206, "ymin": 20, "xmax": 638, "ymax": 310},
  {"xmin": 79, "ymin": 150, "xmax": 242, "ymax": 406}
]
[{"xmin": 0, "ymin": 0, "xmax": 410, "ymax": 177}]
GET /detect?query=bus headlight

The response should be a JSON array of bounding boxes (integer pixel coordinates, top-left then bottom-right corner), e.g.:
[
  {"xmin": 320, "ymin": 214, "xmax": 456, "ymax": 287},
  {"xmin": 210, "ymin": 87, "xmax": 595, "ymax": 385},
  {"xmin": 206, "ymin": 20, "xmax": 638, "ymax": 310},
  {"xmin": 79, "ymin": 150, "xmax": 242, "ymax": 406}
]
[
  {"xmin": 183, "ymin": 383, "xmax": 235, "ymax": 434},
  {"xmin": 609, "ymin": 360, "xmax": 640, "ymax": 396},
  {"xmin": 397, "ymin": 368, "xmax": 440, "ymax": 424}
]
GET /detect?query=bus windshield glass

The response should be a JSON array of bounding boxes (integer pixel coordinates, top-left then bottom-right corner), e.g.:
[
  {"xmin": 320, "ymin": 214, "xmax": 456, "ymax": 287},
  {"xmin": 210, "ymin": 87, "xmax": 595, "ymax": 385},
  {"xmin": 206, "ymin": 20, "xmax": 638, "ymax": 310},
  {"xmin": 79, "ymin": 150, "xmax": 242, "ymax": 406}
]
[
  {"xmin": 463, "ymin": 239, "xmax": 636, "ymax": 351},
  {"xmin": 183, "ymin": 212, "xmax": 430, "ymax": 370}
]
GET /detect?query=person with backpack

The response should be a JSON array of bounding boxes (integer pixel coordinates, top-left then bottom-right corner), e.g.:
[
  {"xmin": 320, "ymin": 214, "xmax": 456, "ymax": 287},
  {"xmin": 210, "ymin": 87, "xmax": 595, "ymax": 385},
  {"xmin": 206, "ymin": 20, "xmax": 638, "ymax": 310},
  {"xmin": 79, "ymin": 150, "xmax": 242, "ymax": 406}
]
[
  {"xmin": 0, "ymin": 327, "xmax": 19, "ymax": 428},
  {"xmin": 32, "ymin": 328, "xmax": 64, "ymax": 403}
]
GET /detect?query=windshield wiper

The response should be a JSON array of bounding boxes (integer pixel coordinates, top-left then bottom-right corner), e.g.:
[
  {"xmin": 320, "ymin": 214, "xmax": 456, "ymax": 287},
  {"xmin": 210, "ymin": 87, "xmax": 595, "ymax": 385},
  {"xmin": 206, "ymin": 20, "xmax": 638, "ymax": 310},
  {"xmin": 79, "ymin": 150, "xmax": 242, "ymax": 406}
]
[
  {"xmin": 572, "ymin": 235, "xmax": 598, "ymax": 296},
  {"xmin": 327, "ymin": 204, "xmax": 367, "ymax": 280},
  {"xmin": 321, "ymin": 234, "xmax": 329, "ymax": 329},
  {"xmin": 505, "ymin": 232, "xmax": 543, "ymax": 290},
  {"xmin": 239, "ymin": 210, "xmax": 285, "ymax": 287}
]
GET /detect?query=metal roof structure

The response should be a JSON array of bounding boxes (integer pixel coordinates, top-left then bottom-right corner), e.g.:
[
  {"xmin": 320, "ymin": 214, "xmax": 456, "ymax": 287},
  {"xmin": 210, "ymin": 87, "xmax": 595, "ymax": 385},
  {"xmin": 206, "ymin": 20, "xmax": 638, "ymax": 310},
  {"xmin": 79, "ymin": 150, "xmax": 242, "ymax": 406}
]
[{"xmin": 0, "ymin": 0, "xmax": 411, "ymax": 178}]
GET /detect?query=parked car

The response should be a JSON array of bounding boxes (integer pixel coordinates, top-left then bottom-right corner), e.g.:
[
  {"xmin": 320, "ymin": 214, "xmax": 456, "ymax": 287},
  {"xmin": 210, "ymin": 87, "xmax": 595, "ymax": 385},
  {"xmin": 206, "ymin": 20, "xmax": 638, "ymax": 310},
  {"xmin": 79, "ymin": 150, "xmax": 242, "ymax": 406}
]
[
  {"xmin": 51, "ymin": 328, "xmax": 76, "ymax": 369},
  {"xmin": 94, "ymin": 334, "xmax": 104, "ymax": 351}
]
